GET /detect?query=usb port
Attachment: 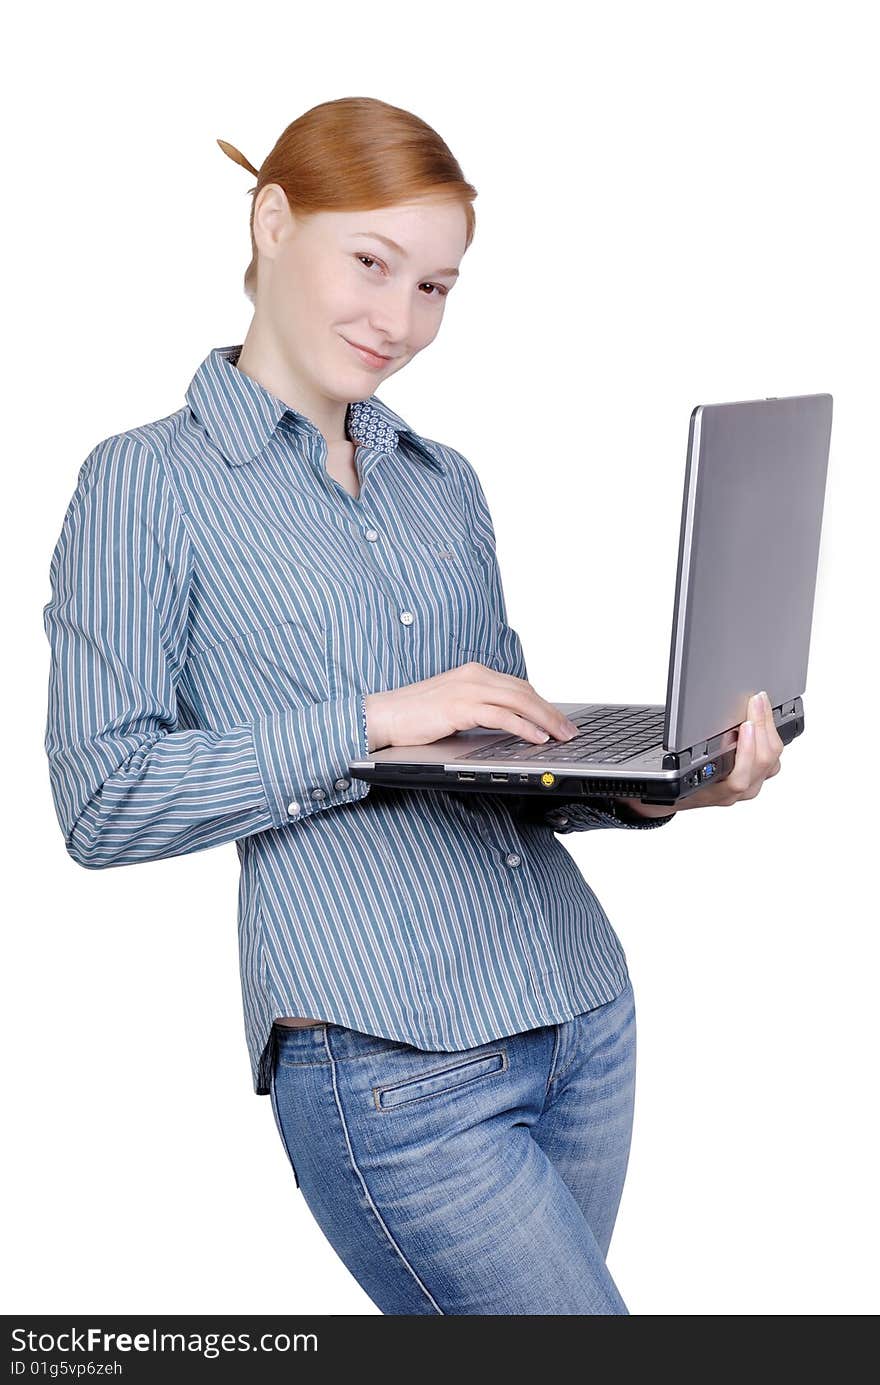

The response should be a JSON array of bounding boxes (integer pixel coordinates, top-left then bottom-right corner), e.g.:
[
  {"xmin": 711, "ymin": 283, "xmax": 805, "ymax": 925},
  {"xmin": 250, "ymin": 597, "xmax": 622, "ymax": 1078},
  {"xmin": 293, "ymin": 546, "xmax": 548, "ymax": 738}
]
[
  {"xmin": 457, "ymin": 772, "xmax": 476, "ymax": 780},
  {"xmin": 490, "ymin": 773, "xmax": 509, "ymax": 782}
]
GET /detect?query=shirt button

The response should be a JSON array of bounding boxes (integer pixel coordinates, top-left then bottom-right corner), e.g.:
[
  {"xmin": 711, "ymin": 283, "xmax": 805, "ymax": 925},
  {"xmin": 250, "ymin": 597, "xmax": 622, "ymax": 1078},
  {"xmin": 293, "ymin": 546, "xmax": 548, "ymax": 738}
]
[
  {"xmin": 364, "ymin": 528, "xmax": 379, "ymax": 541},
  {"xmin": 287, "ymin": 801, "xmax": 301, "ymax": 817},
  {"xmin": 400, "ymin": 610, "xmax": 414, "ymax": 626},
  {"xmin": 505, "ymin": 852, "xmax": 521, "ymax": 868},
  {"xmin": 334, "ymin": 777, "xmax": 351, "ymax": 791},
  {"xmin": 309, "ymin": 787, "xmax": 327, "ymax": 802}
]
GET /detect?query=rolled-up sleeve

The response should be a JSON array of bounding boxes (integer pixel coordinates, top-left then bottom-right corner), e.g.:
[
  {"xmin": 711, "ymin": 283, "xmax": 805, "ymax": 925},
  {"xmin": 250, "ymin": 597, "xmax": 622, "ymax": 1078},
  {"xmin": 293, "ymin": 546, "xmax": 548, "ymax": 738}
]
[
  {"xmin": 42, "ymin": 434, "xmax": 370, "ymax": 870},
  {"xmin": 452, "ymin": 447, "xmax": 676, "ymax": 833}
]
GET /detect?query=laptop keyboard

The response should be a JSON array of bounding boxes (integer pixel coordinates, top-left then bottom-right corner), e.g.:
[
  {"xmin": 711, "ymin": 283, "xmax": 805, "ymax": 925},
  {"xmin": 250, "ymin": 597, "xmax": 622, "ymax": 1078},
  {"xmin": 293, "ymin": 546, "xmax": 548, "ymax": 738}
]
[{"xmin": 462, "ymin": 705, "xmax": 666, "ymax": 765}]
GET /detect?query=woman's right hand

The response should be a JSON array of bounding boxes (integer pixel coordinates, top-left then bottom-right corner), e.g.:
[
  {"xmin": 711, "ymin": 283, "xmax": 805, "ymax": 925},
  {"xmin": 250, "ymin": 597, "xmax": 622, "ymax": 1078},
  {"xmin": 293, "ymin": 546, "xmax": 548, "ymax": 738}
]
[{"xmin": 364, "ymin": 663, "xmax": 580, "ymax": 752}]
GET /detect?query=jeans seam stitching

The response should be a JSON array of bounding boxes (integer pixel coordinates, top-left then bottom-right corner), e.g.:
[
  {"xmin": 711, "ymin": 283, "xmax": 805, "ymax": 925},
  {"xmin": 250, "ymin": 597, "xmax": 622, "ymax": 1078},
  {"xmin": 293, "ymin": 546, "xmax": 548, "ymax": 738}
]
[
  {"xmin": 543, "ymin": 1024, "xmax": 564, "ymax": 1107},
  {"xmin": 548, "ymin": 1051, "xmax": 579, "ymax": 1088},
  {"xmin": 321, "ymin": 1025, "xmax": 445, "ymax": 1314},
  {"xmin": 269, "ymin": 1064, "xmax": 301, "ymax": 1189}
]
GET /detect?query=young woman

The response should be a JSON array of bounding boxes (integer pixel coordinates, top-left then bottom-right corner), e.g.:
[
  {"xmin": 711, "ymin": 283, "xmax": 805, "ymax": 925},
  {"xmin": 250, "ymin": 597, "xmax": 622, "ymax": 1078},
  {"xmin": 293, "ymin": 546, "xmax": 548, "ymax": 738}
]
[{"xmin": 42, "ymin": 96, "xmax": 783, "ymax": 1315}]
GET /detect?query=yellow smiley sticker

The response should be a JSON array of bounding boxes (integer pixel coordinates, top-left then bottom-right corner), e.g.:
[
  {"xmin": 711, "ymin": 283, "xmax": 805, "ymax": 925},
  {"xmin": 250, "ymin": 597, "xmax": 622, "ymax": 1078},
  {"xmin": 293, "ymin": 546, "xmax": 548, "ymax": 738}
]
[{"xmin": 541, "ymin": 772, "xmax": 556, "ymax": 787}]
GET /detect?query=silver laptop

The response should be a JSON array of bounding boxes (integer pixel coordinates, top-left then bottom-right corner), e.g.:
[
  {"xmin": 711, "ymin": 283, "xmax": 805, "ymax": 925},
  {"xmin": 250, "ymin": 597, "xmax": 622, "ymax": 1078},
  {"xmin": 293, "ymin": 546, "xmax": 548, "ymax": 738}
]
[{"xmin": 349, "ymin": 394, "xmax": 833, "ymax": 811}]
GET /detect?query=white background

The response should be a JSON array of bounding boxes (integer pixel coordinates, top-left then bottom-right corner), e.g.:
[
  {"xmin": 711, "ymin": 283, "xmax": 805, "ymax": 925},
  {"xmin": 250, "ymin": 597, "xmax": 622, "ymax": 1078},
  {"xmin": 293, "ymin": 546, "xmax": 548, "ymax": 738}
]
[{"xmin": 5, "ymin": 0, "xmax": 877, "ymax": 1316}]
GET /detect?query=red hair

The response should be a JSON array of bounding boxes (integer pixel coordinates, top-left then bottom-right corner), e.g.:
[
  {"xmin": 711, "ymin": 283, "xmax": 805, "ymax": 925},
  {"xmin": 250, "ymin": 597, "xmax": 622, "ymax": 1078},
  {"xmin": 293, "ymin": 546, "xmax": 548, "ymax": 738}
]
[{"xmin": 217, "ymin": 96, "xmax": 478, "ymax": 305}]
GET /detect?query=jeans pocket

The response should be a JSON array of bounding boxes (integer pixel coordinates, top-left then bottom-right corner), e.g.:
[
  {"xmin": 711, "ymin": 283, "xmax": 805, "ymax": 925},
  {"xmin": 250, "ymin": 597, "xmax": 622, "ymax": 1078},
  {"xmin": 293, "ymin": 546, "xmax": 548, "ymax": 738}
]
[{"xmin": 373, "ymin": 1048, "xmax": 508, "ymax": 1112}]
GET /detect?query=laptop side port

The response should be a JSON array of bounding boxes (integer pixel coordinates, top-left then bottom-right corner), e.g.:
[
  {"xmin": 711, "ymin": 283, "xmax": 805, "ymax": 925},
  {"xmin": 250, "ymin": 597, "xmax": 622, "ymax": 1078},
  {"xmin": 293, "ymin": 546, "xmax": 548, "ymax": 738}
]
[
  {"xmin": 490, "ymin": 773, "xmax": 509, "ymax": 782},
  {"xmin": 457, "ymin": 772, "xmax": 476, "ymax": 780}
]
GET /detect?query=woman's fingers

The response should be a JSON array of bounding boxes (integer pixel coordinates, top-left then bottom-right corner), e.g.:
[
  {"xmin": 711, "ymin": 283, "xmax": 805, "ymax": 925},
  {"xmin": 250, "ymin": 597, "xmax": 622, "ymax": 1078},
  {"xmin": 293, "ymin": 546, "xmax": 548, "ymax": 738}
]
[
  {"xmin": 751, "ymin": 702, "xmax": 773, "ymax": 781},
  {"xmin": 729, "ymin": 716, "xmax": 756, "ymax": 796},
  {"xmin": 756, "ymin": 694, "xmax": 784, "ymax": 778},
  {"xmin": 746, "ymin": 693, "xmax": 784, "ymax": 794}
]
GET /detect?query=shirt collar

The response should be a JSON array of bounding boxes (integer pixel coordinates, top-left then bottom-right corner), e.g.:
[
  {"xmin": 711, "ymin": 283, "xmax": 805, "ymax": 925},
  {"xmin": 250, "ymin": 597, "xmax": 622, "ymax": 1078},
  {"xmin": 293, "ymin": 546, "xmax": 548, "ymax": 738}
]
[{"xmin": 185, "ymin": 344, "xmax": 447, "ymax": 475}]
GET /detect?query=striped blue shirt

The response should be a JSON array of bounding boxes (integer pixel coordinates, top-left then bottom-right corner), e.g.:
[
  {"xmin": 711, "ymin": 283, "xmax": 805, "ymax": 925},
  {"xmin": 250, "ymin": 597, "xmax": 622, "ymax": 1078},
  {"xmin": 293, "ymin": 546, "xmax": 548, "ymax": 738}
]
[{"xmin": 42, "ymin": 344, "xmax": 675, "ymax": 1095}]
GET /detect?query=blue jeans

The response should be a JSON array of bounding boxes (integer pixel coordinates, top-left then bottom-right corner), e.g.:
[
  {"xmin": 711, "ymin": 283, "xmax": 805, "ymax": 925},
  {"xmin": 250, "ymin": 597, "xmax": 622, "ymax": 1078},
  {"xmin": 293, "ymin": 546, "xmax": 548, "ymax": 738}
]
[{"xmin": 268, "ymin": 978, "xmax": 636, "ymax": 1314}]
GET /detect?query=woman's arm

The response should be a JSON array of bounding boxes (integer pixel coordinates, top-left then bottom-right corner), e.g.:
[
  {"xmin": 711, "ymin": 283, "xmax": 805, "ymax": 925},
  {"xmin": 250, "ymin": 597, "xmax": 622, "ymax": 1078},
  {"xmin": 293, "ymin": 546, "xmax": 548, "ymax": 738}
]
[{"xmin": 42, "ymin": 434, "xmax": 371, "ymax": 869}]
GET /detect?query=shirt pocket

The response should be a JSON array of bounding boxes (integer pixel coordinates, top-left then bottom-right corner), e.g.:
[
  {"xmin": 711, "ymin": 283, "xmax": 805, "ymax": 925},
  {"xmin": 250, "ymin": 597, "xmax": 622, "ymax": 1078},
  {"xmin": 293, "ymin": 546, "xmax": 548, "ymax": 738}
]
[{"xmin": 409, "ymin": 534, "xmax": 501, "ymax": 674}]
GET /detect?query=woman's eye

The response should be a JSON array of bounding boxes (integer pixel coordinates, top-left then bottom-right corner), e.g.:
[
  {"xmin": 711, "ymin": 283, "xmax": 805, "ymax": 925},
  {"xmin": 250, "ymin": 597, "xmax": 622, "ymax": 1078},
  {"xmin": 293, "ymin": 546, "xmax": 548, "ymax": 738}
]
[{"xmin": 356, "ymin": 254, "xmax": 447, "ymax": 298}]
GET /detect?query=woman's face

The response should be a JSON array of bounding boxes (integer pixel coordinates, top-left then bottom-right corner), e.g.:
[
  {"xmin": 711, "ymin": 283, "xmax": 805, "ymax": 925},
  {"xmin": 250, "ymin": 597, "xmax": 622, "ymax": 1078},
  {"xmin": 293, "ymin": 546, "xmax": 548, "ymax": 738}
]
[{"xmin": 252, "ymin": 192, "xmax": 467, "ymax": 402}]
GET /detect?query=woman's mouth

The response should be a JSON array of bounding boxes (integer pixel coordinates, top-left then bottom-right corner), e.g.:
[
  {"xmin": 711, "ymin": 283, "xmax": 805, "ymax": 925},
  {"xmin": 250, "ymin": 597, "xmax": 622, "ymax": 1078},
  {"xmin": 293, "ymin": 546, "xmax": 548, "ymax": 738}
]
[{"xmin": 342, "ymin": 337, "xmax": 392, "ymax": 369}]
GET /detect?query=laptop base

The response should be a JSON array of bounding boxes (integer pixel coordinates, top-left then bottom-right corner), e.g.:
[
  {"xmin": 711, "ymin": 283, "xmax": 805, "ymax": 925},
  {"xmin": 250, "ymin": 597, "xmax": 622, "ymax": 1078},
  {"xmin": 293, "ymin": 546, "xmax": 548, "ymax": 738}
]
[{"xmin": 349, "ymin": 698, "xmax": 804, "ymax": 809}]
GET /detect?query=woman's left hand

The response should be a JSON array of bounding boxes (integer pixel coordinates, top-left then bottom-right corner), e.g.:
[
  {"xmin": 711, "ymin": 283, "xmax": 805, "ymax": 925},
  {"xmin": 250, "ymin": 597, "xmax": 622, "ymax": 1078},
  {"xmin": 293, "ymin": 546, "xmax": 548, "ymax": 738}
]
[{"xmin": 678, "ymin": 689, "xmax": 784, "ymax": 811}]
